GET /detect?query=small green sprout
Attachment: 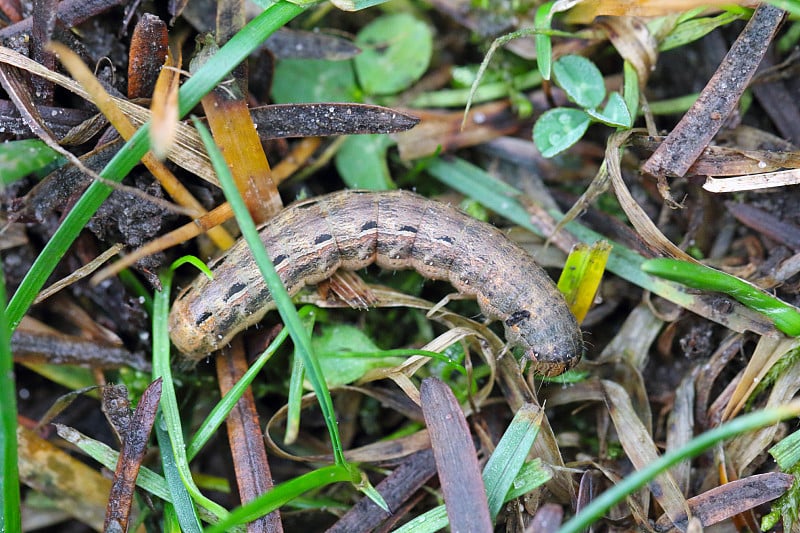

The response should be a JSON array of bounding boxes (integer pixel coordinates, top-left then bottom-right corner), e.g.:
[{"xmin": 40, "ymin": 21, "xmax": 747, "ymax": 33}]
[{"xmin": 533, "ymin": 54, "xmax": 633, "ymax": 158}]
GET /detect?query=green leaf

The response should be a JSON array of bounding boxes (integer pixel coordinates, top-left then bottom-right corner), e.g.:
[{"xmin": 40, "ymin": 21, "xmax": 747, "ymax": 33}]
[
  {"xmin": 586, "ymin": 92, "xmax": 632, "ymax": 128},
  {"xmin": 659, "ymin": 11, "xmax": 743, "ymax": 52},
  {"xmin": 534, "ymin": 1, "xmax": 555, "ymax": 80},
  {"xmin": 335, "ymin": 134, "xmax": 395, "ymax": 190},
  {"xmin": 271, "ymin": 58, "xmax": 359, "ymax": 103},
  {"xmin": 0, "ymin": 139, "xmax": 65, "ymax": 185},
  {"xmin": 771, "ymin": 428, "xmax": 800, "ymax": 470},
  {"xmin": 622, "ymin": 60, "xmax": 640, "ymax": 120},
  {"xmin": 532, "ymin": 108, "xmax": 590, "ymax": 158},
  {"xmin": 552, "ymin": 55, "xmax": 605, "ymax": 109},
  {"xmin": 313, "ymin": 324, "xmax": 405, "ymax": 386},
  {"xmin": 354, "ymin": 13, "xmax": 432, "ymax": 95}
]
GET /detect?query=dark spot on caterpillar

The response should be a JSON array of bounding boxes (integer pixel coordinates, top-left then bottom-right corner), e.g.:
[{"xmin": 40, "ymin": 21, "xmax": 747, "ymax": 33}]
[
  {"xmin": 273, "ymin": 254, "xmax": 288, "ymax": 267},
  {"xmin": 399, "ymin": 225, "xmax": 418, "ymax": 233},
  {"xmin": 195, "ymin": 311, "xmax": 212, "ymax": 326},
  {"xmin": 315, "ymin": 233, "xmax": 333, "ymax": 244},
  {"xmin": 226, "ymin": 282, "xmax": 247, "ymax": 301},
  {"xmin": 436, "ymin": 235, "xmax": 454, "ymax": 245},
  {"xmin": 360, "ymin": 220, "xmax": 378, "ymax": 231},
  {"xmin": 505, "ymin": 310, "xmax": 531, "ymax": 327}
]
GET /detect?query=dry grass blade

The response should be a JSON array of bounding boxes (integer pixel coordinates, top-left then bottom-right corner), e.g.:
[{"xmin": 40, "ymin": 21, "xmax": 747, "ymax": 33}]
[
  {"xmin": 200, "ymin": 77, "xmax": 282, "ymax": 224},
  {"xmin": 597, "ymin": 16, "xmax": 657, "ymax": 88},
  {"xmin": 0, "ymin": 45, "xmax": 219, "ymax": 183},
  {"xmin": 34, "ymin": 243, "xmax": 123, "ymax": 304},
  {"xmin": 704, "ymin": 168, "xmax": 800, "ymax": 192},
  {"xmin": 642, "ymin": 4, "xmax": 785, "ymax": 181},
  {"xmin": 264, "ymin": 387, "xmax": 430, "ymax": 464},
  {"xmin": 105, "ymin": 378, "xmax": 162, "ymax": 533},
  {"xmin": 657, "ymin": 473, "xmax": 794, "ymax": 530},
  {"xmin": 722, "ymin": 335, "xmax": 798, "ymax": 421},
  {"xmin": 601, "ymin": 380, "xmax": 690, "ymax": 527},
  {"xmin": 607, "ymin": 130, "xmax": 695, "ymax": 261},
  {"xmin": 421, "ymin": 377, "xmax": 492, "ymax": 533},
  {"xmin": 217, "ymin": 339, "xmax": 281, "ymax": 532},
  {"xmin": 48, "ymin": 41, "xmax": 236, "ymax": 250},
  {"xmin": 724, "ymin": 352, "xmax": 800, "ymax": 477},
  {"xmin": 665, "ymin": 372, "xmax": 696, "ymax": 495},
  {"xmin": 150, "ymin": 48, "xmax": 181, "ymax": 161},
  {"xmin": 18, "ymin": 425, "xmax": 112, "ymax": 530},
  {"xmin": 328, "ymin": 449, "xmax": 437, "ymax": 533}
]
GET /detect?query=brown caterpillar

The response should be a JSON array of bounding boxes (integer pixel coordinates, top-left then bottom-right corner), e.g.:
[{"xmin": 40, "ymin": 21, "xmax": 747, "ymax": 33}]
[{"xmin": 168, "ymin": 190, "xmax": 583, "ymax": 376}]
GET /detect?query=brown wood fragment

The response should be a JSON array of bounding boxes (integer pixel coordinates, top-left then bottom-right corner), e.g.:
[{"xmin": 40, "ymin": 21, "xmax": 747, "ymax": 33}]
[
  {"xmin": 30, "ymin": 0, "xmax": 58, "ymax": 104},
  {"xmin": 529, "ymin": 503, "xmax": 563, "ymax": 533},
  {"xmin": 11, "ymin": 323, "xmax": 150, "ymax": 370},
  {"xmin": 420, "ymin": 376, "xmax": 492, "ymax": 533},
  {"xmin": 102, "ymin": 383, "xmax": 133, "ymax": 446},
  {"xmin": 128, "ymin": 13, "xmax": 169, "ymax": 100},
  {"xmin": 0, "ymin": 0, "xmax": 128, "ymax": 39},
  {"xmin": 251, "ymin": 103, "xmax": 419, "ymax": 139},
  {"xmin": 726, "ymin": 201, "xmax": 800, "ymax": 251},
  {"xmin": 201, "ymin": 73, "xmax": 281, "ymax": 224},
  {"xmin": 0, "ymin": 0, "xmax": 24, "ymax": 23},
  {"xmin": 750, "ymin": 55, "xmax": 800, "ymax": 146},
  {"xmin": 642, "ymin": 4, "xmax": 785, "ymax": 181},
  {"xmin": 217, "ymin": 338, "xmax": 282, "ymax": 533},
  {"xmin": 104, "ymin": 378, "xmax": 162, "ymax": 533},
  {"xmin": 326, "ymin": 449, "xmax": 436, "ymax": 533},
  {"xmin": 655, "ymin": 473, "xmax": 794, "ymax": 530}
]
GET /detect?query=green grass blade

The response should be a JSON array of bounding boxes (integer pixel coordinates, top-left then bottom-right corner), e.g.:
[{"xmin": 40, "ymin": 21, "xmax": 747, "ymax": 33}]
[
  {"xmin": 192, "ymin": 118, "xmax": 348, "ymax": 467},
  {"xmin": 482, "ymin": 404, "xmax": 543, "ymax": 519},
  {"xmin": 153, "ymin": 271, "xmax": 229, "ymax": 524},
  {"xmin": 155, "ymin": 413, "xmax": 203, "ymax": 533},
  {"xmin": 0, "ymin": 261, "xmax": 20, "ymax": 533},
  {"xmin": 642, "ymin": 258, "xmax": 800, "ymax": 336},
  {"xmin": 185, "ymin": 308, "xmax": 305, "ymax": 461},
  {"xmin": 5, "ymin": 0, "xmax": 304, "ymax": 331},
  {"xmin": 558, "ymin": 400, "xmax": 800, "ymax": 533},
  {"xmin": 54, "ymin": 423, "xmax": 171, "ymax": 501},
  {"xmin": 204, "ymin": 464, "xmax": 355, "ymax": 533}
]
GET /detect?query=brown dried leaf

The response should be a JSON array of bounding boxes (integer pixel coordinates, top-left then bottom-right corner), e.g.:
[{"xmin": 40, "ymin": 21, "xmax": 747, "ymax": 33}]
[
  {"xmin": 18, "ymin": 425, "xmax": 112, "ymax": 530},
  {"xmin": 421, "ymin": 376, "xmax": 492, "ymax": 533},
  {"xmin": 654, "ymin": 473, "xmax": 794, "ymax": 531}
]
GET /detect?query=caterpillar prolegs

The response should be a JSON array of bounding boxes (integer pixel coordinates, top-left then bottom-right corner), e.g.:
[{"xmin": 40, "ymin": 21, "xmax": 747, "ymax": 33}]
[{"xmin": 168, "ymin": 190, "xmax": 583, "ymax": 376}]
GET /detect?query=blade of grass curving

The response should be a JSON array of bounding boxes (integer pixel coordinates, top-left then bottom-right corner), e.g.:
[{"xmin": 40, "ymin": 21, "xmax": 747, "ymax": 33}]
[
  {"xmin": 192, "ymin": 118, "xmax": 348, "ymax": 467},
  {"xmin": 205, "ymin": 465, "xmax": 355, "ymax": 533},
  {"xmin": 558, "ymin": 400, "xmax": 800, "ymax": 533},
  {"xmin": 184, "ymin": 308, "xmax": 313, "ymax": 461},
  {"xmin": 5, "ymin": 1, "xmax": 304, "ymax": 330},
  {"xmin": 0, "ymin": 262, "xmax": 20, "ymax": 533},
  {"xmin": 153, "ymin": 270, "xmax": 229, "ymax": 524}
]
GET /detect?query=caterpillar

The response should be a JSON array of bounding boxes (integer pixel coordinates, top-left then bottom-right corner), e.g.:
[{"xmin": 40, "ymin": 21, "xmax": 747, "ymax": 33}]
[{"xmin": 168, "ymin": 190, "xmax": 583, "ymax": 376}]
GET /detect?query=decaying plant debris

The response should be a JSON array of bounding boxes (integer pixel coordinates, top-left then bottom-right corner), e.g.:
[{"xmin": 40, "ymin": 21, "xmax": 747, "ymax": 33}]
[{"xmin": 3, "ymin": 1, "xmax": 800, "ymax": 532}]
